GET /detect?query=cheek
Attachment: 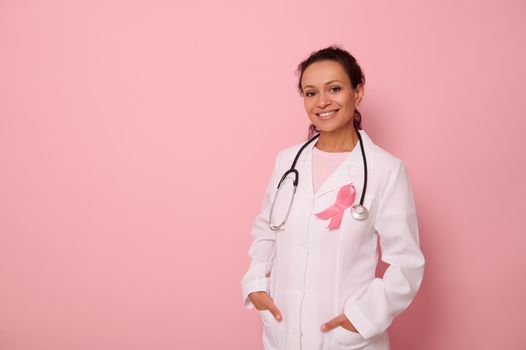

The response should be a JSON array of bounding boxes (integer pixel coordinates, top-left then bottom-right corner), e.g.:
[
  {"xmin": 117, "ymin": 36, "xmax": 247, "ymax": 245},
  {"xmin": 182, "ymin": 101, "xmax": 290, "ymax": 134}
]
[
  {"xmin": 304, "ymin": 105, "xmax": 318, "ymax": 123},
  {"xmin": 303, "ymin": 100, "xmax": 315, "ymax": 114},
  {"xmin": 340, "ymin": 93, "xmax": 355, "ymax": 107},
  {"xmin": 303, "ymin": 98, "xmax": 316, "ymax": 113}
]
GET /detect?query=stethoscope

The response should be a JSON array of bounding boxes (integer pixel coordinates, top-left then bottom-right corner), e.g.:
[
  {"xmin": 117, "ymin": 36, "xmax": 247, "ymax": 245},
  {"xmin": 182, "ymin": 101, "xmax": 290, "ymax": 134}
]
[{"xmin": 268, "ymin": 130, "xmax": 369, "ymax": 231}]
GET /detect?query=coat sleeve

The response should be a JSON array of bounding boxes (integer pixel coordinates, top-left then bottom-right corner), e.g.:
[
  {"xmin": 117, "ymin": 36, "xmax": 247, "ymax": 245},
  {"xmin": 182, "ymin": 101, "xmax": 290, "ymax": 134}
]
[
  {"xmin": 240, "ymin": 151, "xmax": 281, "ymax": 309},
  {"xmin": 343, "ymin": 160, "xmax": 425, "ymax": 339}
]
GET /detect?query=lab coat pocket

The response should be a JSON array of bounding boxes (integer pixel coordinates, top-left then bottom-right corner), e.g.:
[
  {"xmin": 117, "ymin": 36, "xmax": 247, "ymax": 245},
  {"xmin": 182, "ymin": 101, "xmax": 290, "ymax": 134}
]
[
  {"xmin": 258, "ymin": 309, "xmax": 279, "ymax": 350},
  {"xmin": 332, "ymin": 325, "xmax": 368, "ymax": 349}
]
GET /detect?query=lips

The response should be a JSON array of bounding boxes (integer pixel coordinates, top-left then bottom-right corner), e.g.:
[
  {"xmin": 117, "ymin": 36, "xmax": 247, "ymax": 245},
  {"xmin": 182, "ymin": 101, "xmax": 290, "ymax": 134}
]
[{"xmin": 316, "ymin": 109, "xmax": 340, "ymax": 120}]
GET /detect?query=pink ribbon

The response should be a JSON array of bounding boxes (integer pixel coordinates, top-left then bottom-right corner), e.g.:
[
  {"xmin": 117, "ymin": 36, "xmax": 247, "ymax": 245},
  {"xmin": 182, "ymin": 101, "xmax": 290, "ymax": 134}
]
[{"xmin": 314, "ymin": 183, "xmax": 356, "ymax": 230}]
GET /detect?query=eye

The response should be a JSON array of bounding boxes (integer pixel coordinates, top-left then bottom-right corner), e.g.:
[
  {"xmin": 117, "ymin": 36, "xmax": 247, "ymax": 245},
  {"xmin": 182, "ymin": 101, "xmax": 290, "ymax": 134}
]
[
  {"xmin": 305, "ymin": 91, "xmax": 315, "ymax": 97},
  {"xmin": 330, "ymin": 86, "xmax": 341, "ymax": 93}
]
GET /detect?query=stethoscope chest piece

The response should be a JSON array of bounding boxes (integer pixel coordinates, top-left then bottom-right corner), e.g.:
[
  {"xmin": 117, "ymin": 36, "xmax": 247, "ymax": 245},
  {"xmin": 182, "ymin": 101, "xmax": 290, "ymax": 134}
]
[{"xmin": 350, "ymin": 204, "xmax": 369, "ymax": 220}]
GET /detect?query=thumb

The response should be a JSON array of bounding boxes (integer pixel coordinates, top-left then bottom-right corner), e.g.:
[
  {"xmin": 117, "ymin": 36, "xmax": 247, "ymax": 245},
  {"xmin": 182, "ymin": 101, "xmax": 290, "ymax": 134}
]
[{"xmin": 265, "ymin": 299, "xmax": 282, "ymax": 321}]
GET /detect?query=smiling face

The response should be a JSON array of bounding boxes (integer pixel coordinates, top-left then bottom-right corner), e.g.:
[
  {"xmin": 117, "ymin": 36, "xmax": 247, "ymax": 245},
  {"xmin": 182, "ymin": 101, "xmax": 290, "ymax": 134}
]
[{"xmin": 301, "ymin": 60, "xmax": 364, "ymax": 134}]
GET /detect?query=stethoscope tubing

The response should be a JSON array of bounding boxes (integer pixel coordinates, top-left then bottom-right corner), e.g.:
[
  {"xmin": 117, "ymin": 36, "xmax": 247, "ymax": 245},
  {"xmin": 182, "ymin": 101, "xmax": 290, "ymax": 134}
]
[
  {"xmin": 356, "ymin": 130, "xmax": 367, "ymax": 207},
  {"xmin": 269, "ymin": 130, "xmax": 368, "ymax": 231}
]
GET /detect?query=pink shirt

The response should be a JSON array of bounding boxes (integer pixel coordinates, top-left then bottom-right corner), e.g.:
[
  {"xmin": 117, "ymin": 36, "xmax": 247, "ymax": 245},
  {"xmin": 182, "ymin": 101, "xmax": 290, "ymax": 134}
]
[{"xmin": 311, "ymin": 145, "xmax": 353, "ymax": 193}]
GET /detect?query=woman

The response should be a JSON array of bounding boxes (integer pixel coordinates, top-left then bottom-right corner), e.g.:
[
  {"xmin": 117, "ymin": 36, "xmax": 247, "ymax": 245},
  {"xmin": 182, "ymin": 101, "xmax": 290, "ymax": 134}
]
[{"xmin": 241, "ymin": 45, "xmax": 425, "ymax": 350}]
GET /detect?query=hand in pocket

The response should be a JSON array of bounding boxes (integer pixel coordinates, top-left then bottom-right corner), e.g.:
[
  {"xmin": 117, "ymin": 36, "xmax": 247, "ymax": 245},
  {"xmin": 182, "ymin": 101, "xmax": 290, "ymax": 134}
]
[
  {"xmin": 320, "ymin": 314, "xmax": 359, "ymax": 333},
  {"xmin": 248, "ymin": 291, "xmax": 282, "ymax": 321}
]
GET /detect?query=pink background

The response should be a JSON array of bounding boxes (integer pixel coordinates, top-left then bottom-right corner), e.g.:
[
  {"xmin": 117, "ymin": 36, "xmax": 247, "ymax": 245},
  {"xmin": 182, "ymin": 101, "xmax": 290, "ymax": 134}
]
[{"xmin": 1, "ymin": 1, "xmax": 525, "ymax": 349}]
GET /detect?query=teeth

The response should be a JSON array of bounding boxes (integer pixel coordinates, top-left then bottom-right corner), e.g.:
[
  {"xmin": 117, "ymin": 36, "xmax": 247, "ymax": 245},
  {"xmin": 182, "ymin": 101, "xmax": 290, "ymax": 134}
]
[{"xmin": 317, "ymin": 110, "xmax": 338, "ymax": 117}]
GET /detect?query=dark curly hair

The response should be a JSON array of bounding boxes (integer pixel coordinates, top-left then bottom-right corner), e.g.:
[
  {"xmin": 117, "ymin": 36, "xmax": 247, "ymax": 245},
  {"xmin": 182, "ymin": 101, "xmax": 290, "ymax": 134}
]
[{"xmin": 295, "ymin": 45, "xmax": 366, "ymax": 139}]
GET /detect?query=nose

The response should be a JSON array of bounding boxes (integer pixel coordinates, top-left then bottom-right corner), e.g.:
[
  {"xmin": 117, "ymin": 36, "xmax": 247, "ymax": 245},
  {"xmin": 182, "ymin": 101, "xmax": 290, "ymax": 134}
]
[{"xmin": 317, "ymin": 92, "xmax": 331, "ymax": 108}]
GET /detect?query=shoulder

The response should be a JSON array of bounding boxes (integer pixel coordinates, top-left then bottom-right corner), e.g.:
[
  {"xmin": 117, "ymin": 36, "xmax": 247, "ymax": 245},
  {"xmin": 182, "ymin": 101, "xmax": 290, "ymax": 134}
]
[
  {"xmin": 373, "ymin": 144, "xmax": 407, "ymax": 173},
  {"xmin": 276, "ymin": 141, "xmax": 306, "ymax": 162},
  {"xmin": 371, "ymin": 144, "xmax": 414, "ymax": 203}
]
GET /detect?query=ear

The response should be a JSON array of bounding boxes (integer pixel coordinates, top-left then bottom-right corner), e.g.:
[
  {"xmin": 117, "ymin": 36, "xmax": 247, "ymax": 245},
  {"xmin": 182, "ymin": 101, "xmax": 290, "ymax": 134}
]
[{"xmin": 354, "ymin": 83, "xmax": 365, "ymax": 106}]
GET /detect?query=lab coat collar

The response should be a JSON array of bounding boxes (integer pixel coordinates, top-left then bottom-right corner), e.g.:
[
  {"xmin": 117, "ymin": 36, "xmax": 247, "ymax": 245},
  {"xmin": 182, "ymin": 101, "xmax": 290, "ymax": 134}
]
[{"xmin": 287, "ymin": 129, "xmax": 377, "ymax": 199}]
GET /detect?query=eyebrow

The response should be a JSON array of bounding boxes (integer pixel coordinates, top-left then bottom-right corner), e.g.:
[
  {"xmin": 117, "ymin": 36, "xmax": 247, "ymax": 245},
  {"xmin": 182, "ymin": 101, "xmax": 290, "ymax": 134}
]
[{"xmin": 302, "ymin": 80, "xmax": 343, "ymax": 90}]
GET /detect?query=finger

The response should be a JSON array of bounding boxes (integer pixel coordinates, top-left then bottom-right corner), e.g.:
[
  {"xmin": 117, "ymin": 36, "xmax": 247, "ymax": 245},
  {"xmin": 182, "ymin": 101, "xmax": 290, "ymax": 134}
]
[
  {"xmin": 320, "ymin": 315, "xmax": 344, "ymax": 332},
  {"xmin": 265, "ymin": 298, "xmax": 282, "ymax": 321},
  {"xmin": 340, "ymin": 314, "xmax": 358, "ymax": 332}
]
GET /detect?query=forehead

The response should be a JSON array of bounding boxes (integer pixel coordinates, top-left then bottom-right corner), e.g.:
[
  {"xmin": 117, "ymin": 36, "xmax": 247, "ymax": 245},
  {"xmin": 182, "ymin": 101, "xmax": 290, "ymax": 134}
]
[{"xmin": 301, "ymin": 60, "xmax": 350, "ymax": 87}]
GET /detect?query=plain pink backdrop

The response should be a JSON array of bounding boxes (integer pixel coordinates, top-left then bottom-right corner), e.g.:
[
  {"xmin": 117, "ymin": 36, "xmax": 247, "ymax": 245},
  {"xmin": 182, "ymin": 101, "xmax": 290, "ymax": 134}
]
[{"xmin": 1, "ymin": 0, "xmax": 525, "ymax": 349}]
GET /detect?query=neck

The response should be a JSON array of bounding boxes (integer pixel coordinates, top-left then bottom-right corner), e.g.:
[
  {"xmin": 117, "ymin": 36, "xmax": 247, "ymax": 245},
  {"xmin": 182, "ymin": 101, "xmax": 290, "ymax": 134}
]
[{"xmin": 315, "ymin": 122, "xmax": 358, "ymax": 152}]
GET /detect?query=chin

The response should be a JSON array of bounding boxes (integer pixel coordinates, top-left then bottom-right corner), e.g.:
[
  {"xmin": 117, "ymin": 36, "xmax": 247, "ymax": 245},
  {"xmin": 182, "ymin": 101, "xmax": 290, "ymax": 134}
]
[
  {"xmin": 311, "ymin": 120, "xmax": 342, "ymax": 132},
  {"xmin": 314, "ymin": 126, "xmax": 338, "ymax": 133}
]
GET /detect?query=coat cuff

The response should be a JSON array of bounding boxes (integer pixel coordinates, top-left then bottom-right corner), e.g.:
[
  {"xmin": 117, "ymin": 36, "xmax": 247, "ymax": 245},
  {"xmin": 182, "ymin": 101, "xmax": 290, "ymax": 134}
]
[
  {"xmin": 241, "ymin": 277, "xmax": 270, "ymax": 309},
  {"xmin": 343, "ymin": 301, "xmax": 381, "ymax": 340}
]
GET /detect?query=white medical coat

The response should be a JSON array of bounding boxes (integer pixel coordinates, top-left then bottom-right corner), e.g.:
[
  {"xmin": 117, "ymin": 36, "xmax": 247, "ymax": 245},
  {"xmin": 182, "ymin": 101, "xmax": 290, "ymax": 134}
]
[{"xmin": 241, "ymin": 129, "xmax": 425, "ymax": 350}]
